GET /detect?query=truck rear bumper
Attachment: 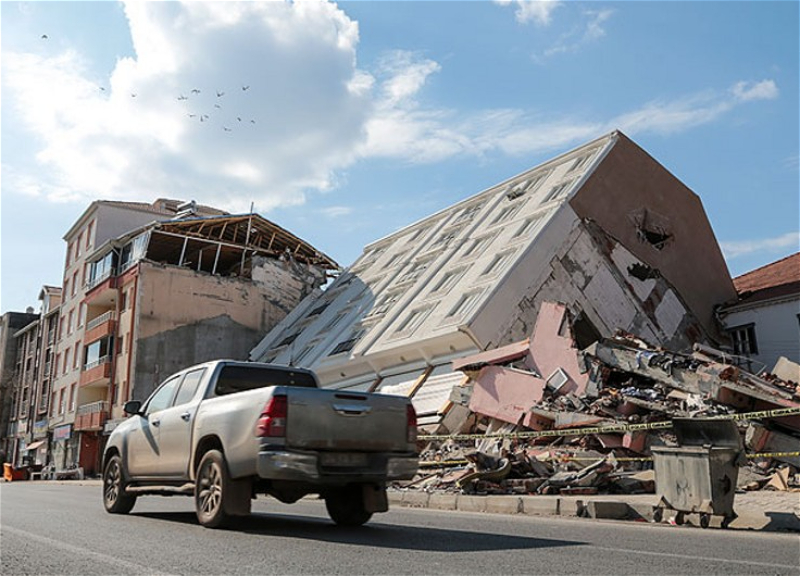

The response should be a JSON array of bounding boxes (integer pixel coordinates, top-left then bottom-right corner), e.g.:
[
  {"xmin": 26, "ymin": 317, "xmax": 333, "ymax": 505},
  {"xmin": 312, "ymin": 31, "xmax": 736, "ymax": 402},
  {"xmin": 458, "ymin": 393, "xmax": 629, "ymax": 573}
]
[{"xmin": 256, "ymin": 448, "xmax": 418, "ymax": 483}]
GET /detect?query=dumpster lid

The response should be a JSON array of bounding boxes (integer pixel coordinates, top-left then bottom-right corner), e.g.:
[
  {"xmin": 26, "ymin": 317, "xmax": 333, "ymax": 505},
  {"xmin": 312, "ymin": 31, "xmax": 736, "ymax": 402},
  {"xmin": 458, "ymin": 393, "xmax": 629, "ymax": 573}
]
[{"xmin": 672, "ymin": 417, "xmax": 743, "ymax": 449}]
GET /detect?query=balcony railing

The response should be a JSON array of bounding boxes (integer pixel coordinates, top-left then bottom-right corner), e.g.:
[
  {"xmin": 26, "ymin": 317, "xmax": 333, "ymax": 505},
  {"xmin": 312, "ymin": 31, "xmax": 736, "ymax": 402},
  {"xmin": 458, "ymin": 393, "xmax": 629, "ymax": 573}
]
[
  {"xmin": 80, "ymin": 356, "xmax": 112, "ymax": 388},
  {"xmin": 84, "ymin": 355, "xmax": 111, "ymax": 372},
  {"xmin": 86, "ymin": 269, "xmax": 114, "ymax": 291},
  {"xmin": 74, "ymin": 401, "xmax": 109, "ymax": 431},
  {"xmin": 86, "ymin": 311, "xmax": 116, "ymax": 331}
]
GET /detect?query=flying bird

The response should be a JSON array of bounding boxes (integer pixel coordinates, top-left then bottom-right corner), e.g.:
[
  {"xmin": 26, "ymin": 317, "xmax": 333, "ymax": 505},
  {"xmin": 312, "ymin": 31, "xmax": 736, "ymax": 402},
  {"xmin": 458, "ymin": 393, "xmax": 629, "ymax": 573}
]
[
  {"xmin": 41, "ymin": 34, "xmax": 48, "ymax": 40},
  {"xmin": 191, "ymin": 89, "xmax": 201, "ymax": 94},
  {"xmin": 98, "ymin": 86, "xmax": 106, "ymax": 92},
  {"xmin": 131, "ymin": 93, "xmax": 137, "ymax": 98},
  {"xmin": 216, "ymin": 91, "xmax": 225, "ymax": 97},
  {"xmin": 214, "ymin": 104, "xmax": 221, "ymax": 109},
  {"xmin": 188, "ymin": 114, "xmax": 197, "ymax": 118},
  {"xmin": 242, "ymin": 86, "xmax": 250, "ymax": 91},
  {"xmin": 223, "ymin": 127, "xmax": 232, "ymax": 132},
  {"xmin": 177, "ymin": 95, "xmax": 188, "ymax": 101},
  {"xmin": 250, "ymin": 119, "xmax": 256, "ymax": 124},
  {"xmin": 237, "ymin": 117, "xmax": 242, "ymax": 122}
]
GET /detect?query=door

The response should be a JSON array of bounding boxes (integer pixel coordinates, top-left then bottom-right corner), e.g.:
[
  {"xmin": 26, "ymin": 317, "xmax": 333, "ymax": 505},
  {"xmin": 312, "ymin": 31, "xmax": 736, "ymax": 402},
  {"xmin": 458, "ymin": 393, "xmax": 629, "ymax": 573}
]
[
  {"xmin": 157, "ymin": 368, "xmax": 206, "ymax": 478},
  {"xmin": 125, "ymin": 375, "xmax": 181, "ymax": 478}
]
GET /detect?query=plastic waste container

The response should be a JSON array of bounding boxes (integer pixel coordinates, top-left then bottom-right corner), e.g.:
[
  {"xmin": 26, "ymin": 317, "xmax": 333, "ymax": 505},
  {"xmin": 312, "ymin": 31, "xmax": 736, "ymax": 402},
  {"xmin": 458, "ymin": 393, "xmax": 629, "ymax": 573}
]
[{"xmin": 652, "ymin": 417, "xmax": 745, "ymax": 529}]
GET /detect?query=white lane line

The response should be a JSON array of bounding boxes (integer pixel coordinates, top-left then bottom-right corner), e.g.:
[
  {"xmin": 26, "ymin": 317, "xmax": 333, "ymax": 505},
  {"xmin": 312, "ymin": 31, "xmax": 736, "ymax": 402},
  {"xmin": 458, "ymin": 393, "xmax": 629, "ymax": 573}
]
[
  {"xmin": 1, "ymin": 524, "xmax": 179, "ymax": 576},
  {"xmin": 591, "ymin": 544, "xmax": 800, "ymax": 570}
]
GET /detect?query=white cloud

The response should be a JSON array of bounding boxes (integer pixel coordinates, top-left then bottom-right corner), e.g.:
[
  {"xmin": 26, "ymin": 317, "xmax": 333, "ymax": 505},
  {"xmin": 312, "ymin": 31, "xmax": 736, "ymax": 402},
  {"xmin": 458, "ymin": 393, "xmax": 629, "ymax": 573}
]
[
  {"xmin": 496, "ymin": 0, "xmax": 562, "ymax": 26},
  {"xmin": 320, "ymin": 206, "xmax": 353, "ymax": 218},
  {"xmin": 3, "ymin": 0, "xmax": 369, "ymax": 212},
  {"xmin": 720, "ymin": 232, "xmax": 800, "ymax": 259},
  {"xmin": 2, "ymin": 0, "xmax": 783, "ymax": 214},
  {"xmin": 731, "ymin": 79, "xmax": 779, "ymax": 102},
  {"xmin": 538, "ymin": 9, "xmax": 614, "ymax": 61}
]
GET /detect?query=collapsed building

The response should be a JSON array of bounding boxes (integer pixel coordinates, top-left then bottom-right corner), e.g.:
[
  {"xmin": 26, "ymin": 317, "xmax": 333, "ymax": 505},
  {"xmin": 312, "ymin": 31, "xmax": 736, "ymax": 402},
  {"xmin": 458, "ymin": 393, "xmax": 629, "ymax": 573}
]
[
  {"xmin": 251, "ymin": 130, "xmax": 737, "ymax": 426},
  {"xmin": 408, "ymin": 301, "xmax": 800, "ymax": 497}
]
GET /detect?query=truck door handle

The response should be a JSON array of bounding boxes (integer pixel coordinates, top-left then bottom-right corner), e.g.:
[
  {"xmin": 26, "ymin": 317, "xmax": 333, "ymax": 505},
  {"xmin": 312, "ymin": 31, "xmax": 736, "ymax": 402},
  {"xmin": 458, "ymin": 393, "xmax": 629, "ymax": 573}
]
[
  {"xmin": 151, "ymin": 419, "xmax": 160, "ymax": 427},
  {"xmin": 180, "ymin": 412, "xmax": 191, "ymax": 421},
  {"xmin": 333, "ymin": 404, "xmax": 371, "ymax": 416}
]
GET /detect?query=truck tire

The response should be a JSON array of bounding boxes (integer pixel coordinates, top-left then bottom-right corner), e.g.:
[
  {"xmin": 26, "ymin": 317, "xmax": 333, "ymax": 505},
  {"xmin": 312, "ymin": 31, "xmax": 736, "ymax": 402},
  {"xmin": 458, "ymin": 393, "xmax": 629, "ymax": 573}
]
[
  {"xmin": 102, "ymin": 455, "xmax": 137, "ymax": 514},
  {"xmin": 325, "ymin": 485, "xmax": 373, "ymax": 527},
  {"xmin": 195, "ymin": 450, "xmax": 233, "ymax": 528}
]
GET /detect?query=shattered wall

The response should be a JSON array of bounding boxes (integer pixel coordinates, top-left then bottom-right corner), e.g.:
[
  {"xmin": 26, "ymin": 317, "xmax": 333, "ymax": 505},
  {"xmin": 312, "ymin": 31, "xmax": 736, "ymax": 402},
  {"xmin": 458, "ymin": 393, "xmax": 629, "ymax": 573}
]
[
  {"xmin": 474, "ymin": 209, "xmax": 708, "ymax": 353},
  {"xmin": 131, "ymin": 259, "xmax": 325, "ymax": 400},
  {"xmin": 569, "ymin": 132, "xmax": 737, "ymax": 339}
]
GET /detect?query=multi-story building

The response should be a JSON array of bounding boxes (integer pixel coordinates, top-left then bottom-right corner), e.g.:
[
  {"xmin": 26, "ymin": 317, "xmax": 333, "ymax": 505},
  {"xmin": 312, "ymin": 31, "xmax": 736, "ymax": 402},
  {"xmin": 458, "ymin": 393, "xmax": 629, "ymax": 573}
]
[
  {"xmin": 0, "ymin": 310, "xmax": 39, "ymax": 464},
  {"xmin": 251, "ymin": 131, "xmax": 737, "ymax": 427},
  {"xmin": 49, "ymin": 199, "xmax": 228, "ymax": 473},
  {"xmin": 719, "ymin": 252, "xmax": 800, "ymax": 373},
  {"xmin": 54, "ymin": 202, "xmax": 338, "ymax": 476}
]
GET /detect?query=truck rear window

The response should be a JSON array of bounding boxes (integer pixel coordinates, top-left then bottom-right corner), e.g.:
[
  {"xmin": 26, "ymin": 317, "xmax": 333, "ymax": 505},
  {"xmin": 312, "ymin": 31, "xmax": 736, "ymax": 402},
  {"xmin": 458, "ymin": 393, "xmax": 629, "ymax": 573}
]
[{"xmin": 214, "ymin": 365, "xmax": 318, "ymax": 396}]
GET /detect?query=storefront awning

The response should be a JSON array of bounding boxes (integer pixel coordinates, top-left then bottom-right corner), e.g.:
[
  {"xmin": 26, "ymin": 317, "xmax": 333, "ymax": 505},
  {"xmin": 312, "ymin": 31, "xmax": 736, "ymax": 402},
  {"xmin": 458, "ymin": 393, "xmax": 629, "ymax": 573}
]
[{"xmin": 26, "ymin": 440, "xmax": 45, "ymax": 451}]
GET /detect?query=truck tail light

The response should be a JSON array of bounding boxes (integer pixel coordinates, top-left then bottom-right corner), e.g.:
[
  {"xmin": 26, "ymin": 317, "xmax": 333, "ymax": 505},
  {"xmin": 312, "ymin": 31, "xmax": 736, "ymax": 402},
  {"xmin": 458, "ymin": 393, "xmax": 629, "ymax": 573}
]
[
  {"xmin": 407, "ymin": 403, "xmax": 417, "ymax": 444},
  {"xmin": 256, "ymin": 395, "xmax": 287, "ymax": 437}
]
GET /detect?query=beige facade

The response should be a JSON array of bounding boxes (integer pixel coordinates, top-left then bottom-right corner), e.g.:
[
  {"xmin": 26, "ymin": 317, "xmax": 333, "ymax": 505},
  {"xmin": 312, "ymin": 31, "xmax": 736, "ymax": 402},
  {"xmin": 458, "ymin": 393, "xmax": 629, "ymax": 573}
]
[{"xmin": 251, "ymin": 131, "xmax": 737, "ymax": 427}]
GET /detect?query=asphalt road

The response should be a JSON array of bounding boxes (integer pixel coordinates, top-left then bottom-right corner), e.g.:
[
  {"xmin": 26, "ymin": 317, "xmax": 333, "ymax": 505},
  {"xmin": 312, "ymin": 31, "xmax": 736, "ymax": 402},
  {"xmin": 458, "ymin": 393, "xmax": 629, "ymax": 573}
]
[{"xmin": 1, "ymin": 482, "xmax": 798, "ymax": 575}]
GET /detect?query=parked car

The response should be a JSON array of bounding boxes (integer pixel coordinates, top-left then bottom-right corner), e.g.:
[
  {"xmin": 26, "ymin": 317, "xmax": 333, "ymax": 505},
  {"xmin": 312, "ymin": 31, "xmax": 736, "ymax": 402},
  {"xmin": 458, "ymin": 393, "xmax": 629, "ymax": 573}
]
[{"xmin": 102, "ymin": 360, "xmax": 418, "ymax": 528}]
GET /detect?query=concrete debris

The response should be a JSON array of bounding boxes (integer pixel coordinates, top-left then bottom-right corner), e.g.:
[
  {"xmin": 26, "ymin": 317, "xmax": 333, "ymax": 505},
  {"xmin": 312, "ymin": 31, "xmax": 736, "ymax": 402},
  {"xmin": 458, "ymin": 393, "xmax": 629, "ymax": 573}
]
[{"xmin": 400, "ymin": 301, "xmax": 800, "ymax": 499}]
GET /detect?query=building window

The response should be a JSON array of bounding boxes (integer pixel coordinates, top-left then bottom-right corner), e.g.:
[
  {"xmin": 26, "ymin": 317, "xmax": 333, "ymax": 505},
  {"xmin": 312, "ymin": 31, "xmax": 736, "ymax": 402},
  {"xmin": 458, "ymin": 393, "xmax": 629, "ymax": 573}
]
[
  {"xmin": 447, "ymin": 290, "xmax": 484, "ymax": 319},
  {"xmin": 86, "ymin": 221, "xmax": 94, "ymax": 250},
  {"xmin": 483, "ymin": 250, "xmax": 516, "ymax": 276},
  {"xmin": 728, "ymin": 324, "xmax": 758, "ymax": 356},
  {"xmin": 63, "ymin": 278, "xmax": 70, "ymax": 301},
  {"xmin": 397, "ymin": 258, "xmax": 434, "ymax": 285},
  {"xmin": 367, "ymin": 289, "xmax": 404, "ymax": 318},
  {"xmin": 76, "ymin": 232, "xmax": 83, "ymax": 256},
  {"xmin": 462, "ymin": 234, "xmax": 496, "ymax": 260},
  {"xmin": 73, "ymin": 343, "xmax": 81, "ymax": 370},
  {"xmin": 514, "ymin": 211, "xmax": 549, "ymax": 239},
  {"xmin": 566, "ymin": 151, "xmax": 594, "ymax": 174},
  {"xmin": 78, "ymin": 303, "xmax": 86, "ymax": 328},
  {"xmin": 63, "ymin": 350, "xmax": 70, "ymax": 375},
  {"xmin": 490, "ymin": 203, "xmax": 523, "ymax": 226},
  {"xmin": 277, "ymin": 333, "xmax": 300, "ymax": 348},
  {"xmin": 542, "ymin": 180, "xmax": 574, "ymax": 203},
  {"xmin": 67, "ymin": 309, "xmax": 74, "ymax": 335},
  {"xmin": 58, "ymin": 389, "xmax": 66, "ymax": 415},
  {"xmin": 68, "ymin": 383, "xmax": 76, "ymax": 412},
  {"xmin": 394, "ymin": 305, "xmax": 435, "ymax": 337},
  {"xmin": 431, "ymin": 267, "xmax": 467, "ymax": 295},
  {"xmin": 50, "ymin": 392, "xmax": 57, "ymax": 417},
  {"xmin": 329, "ymin": 329, "xmax": 365, "ymax": 356},
  {"xmin": 452, "ymin": 203, "xmax": 484, "ymax": 226},
  {"xmin": 307, "ymin": 301, "xmax": 330, "ymax": 317}
]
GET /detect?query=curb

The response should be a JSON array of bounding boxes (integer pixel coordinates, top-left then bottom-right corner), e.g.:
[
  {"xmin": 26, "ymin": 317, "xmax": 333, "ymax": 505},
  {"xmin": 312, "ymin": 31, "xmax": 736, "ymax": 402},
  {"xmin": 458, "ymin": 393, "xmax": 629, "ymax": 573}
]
[{"xmin": 388, "ymin": 491, "xmax": 800, "ymax": 533}]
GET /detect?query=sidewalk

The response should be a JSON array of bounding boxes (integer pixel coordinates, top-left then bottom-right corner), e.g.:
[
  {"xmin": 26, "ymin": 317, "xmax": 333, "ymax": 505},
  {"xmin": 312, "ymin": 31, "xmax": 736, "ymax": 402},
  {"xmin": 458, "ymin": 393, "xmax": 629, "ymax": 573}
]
[{"xmin": 388, "ymin": 489, "xmax": 800, "ymax": 533}]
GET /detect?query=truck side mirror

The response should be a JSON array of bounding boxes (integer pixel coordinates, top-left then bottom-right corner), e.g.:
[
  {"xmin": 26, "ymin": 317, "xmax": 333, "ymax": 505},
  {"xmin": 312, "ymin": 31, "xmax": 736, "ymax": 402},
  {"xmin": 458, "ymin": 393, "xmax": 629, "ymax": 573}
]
[{"xmin": 123, "ymin": 400, "xmax": 142, "ymax": 415}]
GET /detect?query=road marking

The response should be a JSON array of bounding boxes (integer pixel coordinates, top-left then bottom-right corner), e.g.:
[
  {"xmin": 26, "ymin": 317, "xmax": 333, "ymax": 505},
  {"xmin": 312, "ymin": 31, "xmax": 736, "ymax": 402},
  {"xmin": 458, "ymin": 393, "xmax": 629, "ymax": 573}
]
[
  {"xmin": 1, "ymin": 525, "xmax": 179, "ymax": 576},
  {"xmin": 591, "ymin": 543, "xmax": 799, "ymax": 570}
]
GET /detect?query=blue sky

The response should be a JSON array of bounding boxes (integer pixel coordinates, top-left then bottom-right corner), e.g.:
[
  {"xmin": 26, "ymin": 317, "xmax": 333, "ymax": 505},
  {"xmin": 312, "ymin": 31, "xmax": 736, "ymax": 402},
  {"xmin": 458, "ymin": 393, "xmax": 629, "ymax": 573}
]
[{"xmin": 1, "ymin": 0, "xmax": 798, "ymax": 315}]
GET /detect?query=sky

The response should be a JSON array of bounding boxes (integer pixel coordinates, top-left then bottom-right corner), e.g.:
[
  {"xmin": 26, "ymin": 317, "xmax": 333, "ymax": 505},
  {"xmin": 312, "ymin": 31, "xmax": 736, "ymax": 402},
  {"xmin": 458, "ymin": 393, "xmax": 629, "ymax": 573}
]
[{"xmin": 1, "ymin": 0, "xmax": 798, "ymax": 315}]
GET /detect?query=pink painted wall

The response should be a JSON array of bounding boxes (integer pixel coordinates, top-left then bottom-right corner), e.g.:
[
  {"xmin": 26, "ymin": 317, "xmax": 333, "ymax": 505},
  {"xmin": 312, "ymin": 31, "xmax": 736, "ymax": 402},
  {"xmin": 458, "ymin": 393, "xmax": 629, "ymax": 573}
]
[{"xmin": 468, "ymin": 365, "xmax": 546, "ymax": 426}]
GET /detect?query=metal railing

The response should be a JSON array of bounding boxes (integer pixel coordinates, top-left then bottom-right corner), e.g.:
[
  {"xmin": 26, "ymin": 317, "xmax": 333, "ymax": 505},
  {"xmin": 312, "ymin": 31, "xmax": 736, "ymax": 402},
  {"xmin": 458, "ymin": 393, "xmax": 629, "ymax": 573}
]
[
  {"xmin": 83, "ymin": 355, "xmax": 111, "ymax": 372},
  {"xmin": 77, "ymin": 400, "xmax": 108, "ymax": 416},
  {"xmin": 86, "ymin": 311, "xmax": 116, "ymax": 331}
]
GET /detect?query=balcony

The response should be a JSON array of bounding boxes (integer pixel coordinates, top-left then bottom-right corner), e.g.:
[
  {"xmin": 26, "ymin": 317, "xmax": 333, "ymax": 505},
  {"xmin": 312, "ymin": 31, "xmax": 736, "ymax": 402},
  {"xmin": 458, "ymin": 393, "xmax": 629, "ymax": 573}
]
[
  {"xmin": 74, "ymin": 401, "xmax": 109, "ymax": 431},
  {"xmin": 84, "ymin": 311, "xmax": 117, "ymax": 344},
  {"xmin": 80, "ymin": 356, "xmax": 112, "ymax": 388},
  {"xmin": 84, "ymin": 274, "xmax": 117, "ymax": 308}
]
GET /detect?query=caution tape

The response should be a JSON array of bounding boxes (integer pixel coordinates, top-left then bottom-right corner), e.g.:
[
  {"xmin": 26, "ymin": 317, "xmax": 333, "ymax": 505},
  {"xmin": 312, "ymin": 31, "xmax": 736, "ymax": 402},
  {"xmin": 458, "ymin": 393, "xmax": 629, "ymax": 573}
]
[
  {"xmin": 419, "ymin": 451, "xmax": 800, "ymax": 469},
  {"xmin": 418, "ymin": 405, "xmax": 800, "ymax": 442}
]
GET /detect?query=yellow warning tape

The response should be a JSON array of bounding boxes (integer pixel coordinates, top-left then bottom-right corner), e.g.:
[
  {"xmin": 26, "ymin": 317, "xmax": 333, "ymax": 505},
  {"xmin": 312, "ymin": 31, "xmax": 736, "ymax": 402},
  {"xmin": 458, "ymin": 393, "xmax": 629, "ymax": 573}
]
[
  {"xmin": 418, "ymin": 405, "xmax": 800, "ymax": 442},
  {"xmin": 419, "ymin": 451, "xmax": 800, "ymax": 468}
]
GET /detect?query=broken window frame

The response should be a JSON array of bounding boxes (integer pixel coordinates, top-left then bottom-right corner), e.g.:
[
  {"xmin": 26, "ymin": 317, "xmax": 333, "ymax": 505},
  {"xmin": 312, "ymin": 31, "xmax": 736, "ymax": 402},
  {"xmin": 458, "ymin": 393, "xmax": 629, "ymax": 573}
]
[
  {"xmin": 328, "ymin": 329, "xmax": 366, "ymax": 356},
  {"xmin": 452, "ymin": 202, "xmax": 484, "ymax": 226},
  {"xmin": 727, "ymin": 323, "xmax": 759, "ymax": 356},
  {"xmin": 490, "ymin": 202, "xmax": 525, "ymax": 226}
]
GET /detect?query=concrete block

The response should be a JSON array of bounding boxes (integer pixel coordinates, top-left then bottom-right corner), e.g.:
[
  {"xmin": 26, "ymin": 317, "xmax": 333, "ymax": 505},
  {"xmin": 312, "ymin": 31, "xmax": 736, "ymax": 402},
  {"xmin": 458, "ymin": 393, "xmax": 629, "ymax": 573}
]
[
  {"xmin": 559, "ymin": 498, "xmax": 585, "ymax": 517},
  {"xmin": 428, "ymin": 492, "xmax": 458, "ymax": 511},
  {"xmin": 520, "ymin": 496, "xmax": 560, "ymax": 516},
  {"xmin": 402, "ymin": 491, "xmax": 431, "ymax": 508},
  {"xmin": 457, "ymin": 495, "xmax": 487, "ymax": 513},
  {"xmin": 485, "ymin": 496, "xmax": 522, "ymax": 515},
  {"xmin": 387, "ymin": 491, "xmax": 404, "ymax": 505},
  {"xmin": 585, "ymin": 500, "xmax": 631, "ymax": 520}
]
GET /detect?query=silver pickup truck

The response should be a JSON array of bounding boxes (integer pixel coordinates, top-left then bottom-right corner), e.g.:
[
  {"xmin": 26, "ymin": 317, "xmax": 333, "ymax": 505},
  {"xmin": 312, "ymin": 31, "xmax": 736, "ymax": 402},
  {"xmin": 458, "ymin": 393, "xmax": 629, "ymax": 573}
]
[{"xmin": 101, "ymin": 360, "xmax": 418, "ymax": 528}]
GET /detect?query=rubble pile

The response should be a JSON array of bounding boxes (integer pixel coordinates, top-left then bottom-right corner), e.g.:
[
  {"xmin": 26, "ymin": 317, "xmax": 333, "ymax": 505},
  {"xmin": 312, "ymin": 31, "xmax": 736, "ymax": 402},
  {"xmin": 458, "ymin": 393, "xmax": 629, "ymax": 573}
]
[{"xmin": 398, "ymin": 302, "xmax": 800, "ymax": 498}]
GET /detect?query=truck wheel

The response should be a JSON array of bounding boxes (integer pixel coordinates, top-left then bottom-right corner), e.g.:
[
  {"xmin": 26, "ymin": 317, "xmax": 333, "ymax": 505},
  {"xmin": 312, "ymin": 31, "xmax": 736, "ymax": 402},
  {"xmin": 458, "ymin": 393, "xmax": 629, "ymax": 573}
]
[
  {"xmin": 325, "ymin": 485, "xmax": 373, "ymax": 527},
  {"xmin": 195, "ymin": 450, "xmax": 233, "ymax": 528},
  {"xmin": 103, "ymin": 455, "xmax": 137, "ymax": 514}
]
